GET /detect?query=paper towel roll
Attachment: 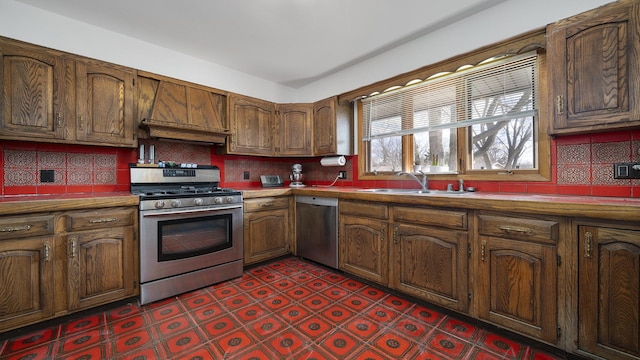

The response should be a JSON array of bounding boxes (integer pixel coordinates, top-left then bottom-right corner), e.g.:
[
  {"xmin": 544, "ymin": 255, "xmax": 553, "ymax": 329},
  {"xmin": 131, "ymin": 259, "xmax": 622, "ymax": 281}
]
[{"xmin": 320, "ymin": 156, "xmax": 346, "ymax": 167}]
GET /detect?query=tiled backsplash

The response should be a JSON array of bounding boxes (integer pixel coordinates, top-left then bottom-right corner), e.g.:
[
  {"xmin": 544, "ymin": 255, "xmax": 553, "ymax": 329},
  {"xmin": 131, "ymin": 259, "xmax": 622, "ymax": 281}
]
[{"xmin": 1, "ymin": 130, "xmax": 639, "ymax": 197}]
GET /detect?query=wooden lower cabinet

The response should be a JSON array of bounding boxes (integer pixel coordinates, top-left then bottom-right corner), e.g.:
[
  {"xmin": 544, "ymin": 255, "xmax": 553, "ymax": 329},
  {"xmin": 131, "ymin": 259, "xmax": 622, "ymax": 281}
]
[
  {"xmin": 339, "ymin": 201, "xmax": 388, "ymax": 285},
  {"xmin": 391, "ymin": 224, "xmax": 469, "ymax": 312},
  {"xmin": 475, "ymin": 212, "xmax": 560, "ymax": 344},
  {"xmin": 66, "ymin": 227, "xmax": 135, "ymax": 311},
  {"xmin": 0, "ymin": 207, "xmax": 138, "ymax": 333},
  {"xmin": 0, "ymin": 236, "xmax": 55, "ymax": 331},
  {"xmin": 243, "ymin": 197, "xmax": 292, "ymax": 265},
  {"xmin": 577, "ymin": 224, "xmax": 640, "ymax": 360}
]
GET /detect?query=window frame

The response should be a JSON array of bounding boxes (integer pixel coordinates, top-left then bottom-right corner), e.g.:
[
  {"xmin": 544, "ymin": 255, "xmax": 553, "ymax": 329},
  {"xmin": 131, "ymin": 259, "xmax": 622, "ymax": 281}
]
[{"xmin": 350, "ymin": 29, "xmax": 550, "ymax": 182}]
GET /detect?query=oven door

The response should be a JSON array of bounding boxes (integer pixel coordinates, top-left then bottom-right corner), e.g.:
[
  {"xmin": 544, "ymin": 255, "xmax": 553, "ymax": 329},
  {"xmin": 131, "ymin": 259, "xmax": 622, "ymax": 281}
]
[{"xmin": 139, "ymin": 204, "xmax": 243, "ymax": 283}]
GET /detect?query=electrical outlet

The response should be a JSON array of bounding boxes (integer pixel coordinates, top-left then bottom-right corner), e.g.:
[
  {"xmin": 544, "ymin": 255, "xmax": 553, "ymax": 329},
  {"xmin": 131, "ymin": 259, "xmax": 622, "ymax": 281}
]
[
  {"xmin": 40, "ymin": 169, "xmax": 55, "ymax": 183},
  {"xmin": 338, "ymin": 171, "xmax": 346, "ymax": 179},
  {"xmin": 243, "ymin": 171, "xmax": 250, "ymax": 180},
  {"xmin": 614, "ymin": 162, "xmax": 640, "ymax": 179}
]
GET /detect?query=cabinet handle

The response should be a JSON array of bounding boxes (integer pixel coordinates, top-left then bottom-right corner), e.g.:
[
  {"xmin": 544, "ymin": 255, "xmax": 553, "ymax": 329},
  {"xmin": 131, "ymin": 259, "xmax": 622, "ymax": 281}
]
[
  {"xmin": 393, "ymin": 226, "xmax": 399, "ymax": 244},
  {"xmin": 43, "ymin": 242, "xmax": 51, "ymax": 262},
  {"xmin": 329, "ymin": 135, "xmax": 333, "ymax": 145},
  {"xmin": 88, "ymin": 217, "xmax": 117, "ymax": 224},
  {"xmin": 556, "ymin": 95, "xmax": 564, "ymax": 115},
  {"xmin": 584, "ymin": 231, "xmax": 593, "ymax": 258},
  {"xmin": 56, "ymin": 112, "xmax": 63, "ymax": 127},
  {"xmin": 69, "ymin": 237, "xmax": 77, "ymax": 258},
  {"xmin": 498, "ymin": 225, "xmax": 533, "ymax": 235},
  {"xmin": 380, "ymin": 225, "xmax": 386, "ymax": 242},
  {"xmin": 481, "ymin": 240, "xmax": 487, "ymax": 262},
  {"xmin": 260, "ymin": 203, "xmax": 274, "ymax": 207},
  {"xmin": 1, "ymin": 225, "xmax": 32, "ymax": 233},
  {"xmin": 78, "ymin": 115, "xmax": 84, "ymax": 130}
]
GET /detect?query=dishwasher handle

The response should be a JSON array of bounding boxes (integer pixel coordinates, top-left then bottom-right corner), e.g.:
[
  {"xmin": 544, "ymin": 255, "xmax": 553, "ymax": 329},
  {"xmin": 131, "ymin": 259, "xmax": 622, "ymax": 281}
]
[{"xmin": 295, "ymin": 196, "xmax": 338, "ymax": 207}]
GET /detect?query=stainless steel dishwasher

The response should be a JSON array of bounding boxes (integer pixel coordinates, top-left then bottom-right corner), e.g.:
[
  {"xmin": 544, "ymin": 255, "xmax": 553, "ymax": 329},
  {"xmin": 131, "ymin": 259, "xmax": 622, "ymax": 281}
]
[{"xmin": 296, "ymin": 196, "xmax": 338, "ymax": 269}]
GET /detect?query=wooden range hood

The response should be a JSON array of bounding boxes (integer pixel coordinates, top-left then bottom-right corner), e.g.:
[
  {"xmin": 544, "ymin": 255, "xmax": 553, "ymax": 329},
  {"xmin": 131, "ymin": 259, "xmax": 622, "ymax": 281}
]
[{"xmin": 138, "ymin": 72, "xmax": 230, "ymax": 145}]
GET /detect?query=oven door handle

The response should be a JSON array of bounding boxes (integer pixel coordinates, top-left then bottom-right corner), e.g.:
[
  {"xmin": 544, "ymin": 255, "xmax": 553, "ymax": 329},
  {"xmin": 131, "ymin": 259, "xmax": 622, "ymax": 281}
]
[{"xmin": 141, "ymin": 205, "xmax": 242, "ymax": 217}]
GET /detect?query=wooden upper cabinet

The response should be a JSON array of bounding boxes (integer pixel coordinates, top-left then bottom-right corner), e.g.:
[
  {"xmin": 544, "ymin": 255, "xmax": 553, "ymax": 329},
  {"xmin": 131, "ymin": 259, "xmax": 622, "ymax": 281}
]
[
  {"xmin": 276, "ymin": 103, "xmax": 312, "ymax": 156},
  {"xmin": 226, "ymin": 94, "xmax": 276, "ymax": 156},
  {"xmin": 547, "ymin": 0, "xmax": 640, "ymax": 134},
  {"xmin": 75, "ymin": 60, "xmax": 136, "ymax": 147},
  {"xmin": 578, "ymin": 225, "xmax": 640, "ymax": 360},
  {"xmin": 313, "ymin": 96, "xmax": 353, "ymax": 156},
  {"xmin": 0, "ymin": 39, "xmax": 69, "ymax": 141},
  {"xmin": 137, "ymin": 72, "xmax": 228, "ymax": 144}
]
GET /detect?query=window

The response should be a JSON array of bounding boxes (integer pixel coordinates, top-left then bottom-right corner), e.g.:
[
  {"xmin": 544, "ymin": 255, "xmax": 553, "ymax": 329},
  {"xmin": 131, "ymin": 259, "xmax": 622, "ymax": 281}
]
[{"xmin": 361, "ymin": 52, "xmax": 544, "ymax": 179}]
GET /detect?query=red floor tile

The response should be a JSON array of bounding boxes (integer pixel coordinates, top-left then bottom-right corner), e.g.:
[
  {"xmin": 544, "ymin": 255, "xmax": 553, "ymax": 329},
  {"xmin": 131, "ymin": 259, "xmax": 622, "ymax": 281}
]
[{"xmin": 0, "ymin": 257, "xmax": 563, "ymax": 360}]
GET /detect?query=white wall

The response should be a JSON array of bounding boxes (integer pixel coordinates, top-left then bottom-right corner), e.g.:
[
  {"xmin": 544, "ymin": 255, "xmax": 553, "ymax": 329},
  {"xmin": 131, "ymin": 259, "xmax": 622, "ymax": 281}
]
[{"xmin": 0, "ymin": 0, "xmax": 612, "ymax": 103}]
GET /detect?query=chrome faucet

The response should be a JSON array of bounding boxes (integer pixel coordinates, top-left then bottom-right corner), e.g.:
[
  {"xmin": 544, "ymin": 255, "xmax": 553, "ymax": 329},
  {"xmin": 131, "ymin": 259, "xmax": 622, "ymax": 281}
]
[{"xmin": 397, "ymin": 171, "xmax": 429, "ymax": 191}]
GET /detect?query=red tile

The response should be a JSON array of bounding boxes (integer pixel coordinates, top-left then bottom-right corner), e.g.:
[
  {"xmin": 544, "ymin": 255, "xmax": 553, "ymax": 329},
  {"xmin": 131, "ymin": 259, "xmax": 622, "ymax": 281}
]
[
  {"xmin": 555, "ymin": 133, "xmax": 591, "ymax": 145},
  {"xmin": 237, "ymin": 277, "xmax": 261, "ymax": 291},
  {"xmin": 408, "ymin": 305, "xmax": 445, "ymax": 326},
  {"xmin": 592, "ymin": 185, "xmax": 631, "ymax": 197},
  {"xmin": 427, "ymin": 330, "xmax": 472, "ymax": 358},
  {"xmin": 277, "ymin": 304, "xmax": 310, "ymax": 323},
  {"xmin": 181, "ymin": 293, "xmax": 215, "ymax": 310},
  {"xmin": 172, "ymin": 345, "xmax": 217, "ymax": 360},
  {"xmin": 109, "ymin": 315, "xmax": 146, "ymax": 336},
  {"xmin": 2, "ymin": 343, "xmax": 55, "ymax": 360},
  {"xmin": 296, "ymin": 317, "xmax": 334, "ymax": 340},
  {"xmin": 61, "ymin": 314, "xmax": 102, "ymax": 336},
  {"xmin": 440, "ymin": 317, "xmax": 480, "ymax": 341},
  {"xmin": 366, "ymin": 305, "xmax": 400, "ymax": 324},
  {"xmin": 249, "ymin": 285, "xmax": 277, "ymax": 299},
  {"xmin": 191, "ymin": 303, "xmax": 224, "ymax": 323},
  {"xmin": 56, "ymin": 343, "xmax": 110, "ymax": 360},
  {"xmin": 284, "ymin": 285, "xmax": 313, "ymax": 300},
  {"xmin": 215, "ymin": 329, "xmax": 256, "ymax": 357},
  {"xmin": 373, "ymin": 331, "xmax": 414, "ymax": 358},
  {"xmin": 112, "ymin": 328, "xmax": 153, "ymax": 355},
  {"xmin": 305, "ymin": 278, "xmax": 331, "ymax": 291},
  {"xmin": 301, "ymin": 294, "xmax": 331, "ymax": 311},
  {"xmin": 4, "ymin": 327, "xmax": 58, "ymax": 353},
  {"xmin": 592, "ymin": 130, "xmax": 631, "ymax": 143},
  {"xmin": 480, "ymin": 332, "xmax": 526, "ymax": 358},
  {"xmin": 234, "ymin": 304, "xmax": 269, "ymax": 323},
  {"xmin": 233, "ymin": 345, "xmax": 276, "ymax": 360},
  {"xmin": 114, "ymin": 346, "xmax": 164, "ymax": 360},
  {"xmin": 272, "ymin": 278, "xmax": 296, "ymax": 291},
  {"xmin": 351, "ymin": 348, "xmax": 394, "ymax": 360},
  {"xmin": 248, "ymin": 317, "xmax": 285, "ymax": 340},
  {"xmin": 394, "ymin": 316, "xmax": 431, "ymax": 338},
  {"xmin": 154, "ymin": 316, "xmax": 192, "ymax": 337},
  {"xmin": 288, "ymin": 344, "xmax": 335, "ymax": 360},
  {"xmin": 146, "ymin": 303, "xmax": 184, "ymax": 323},
  {"xmin": 211, "ymin": 284, "xmax": 240, "ymax": 299},
  {"xmin": 382, "ymin": 294, "xmax": 412, "ymax": 312},
  {"xmin": 322, "ymin": 286, "xmax": 349, "ymax": 300},
  {"xmin": 161, "ymin": 329, "xmax": 206, "ymax": 357},
  {"xmin": 106, "ymin": 303, "xmax": 141, "ymax": 322},
  {"xmin": 323, "ymin": 273, "xmax": 347, "ymax": 283},
  {"xmin": 265, "ymin": 329, "xmax": 306, "ymax": 357},
  {"xmin": 341, "ymin": 294, "xmax": 373, "ymax": 311},
  {"xmin": 222, "ymin": 294, "xmax": 251, "ymax": 309},
  {"xmin": 320, "ymin": 329, "xmax": 361, "ymax": 357},
  {"xmin": 201, "ymin": 315, "xmax": 239, "ymax": 339},
  {"xmin": 320, "ymin": 304, "xmax": 355, "ymax": 324},
  {"xmin": 344, "ymin": 317, "xmax": 381, "ymax": 340},
  {"xmin": 57, "ymin": 328, "xmax": 104, "ymax": 355},
  {"xmin": 557, "ymin": 184, "xmax": 592, "ymax": 195},
  {"xmin": 359, "ymin": 286, "xmax": 386, "ymax": 301}
]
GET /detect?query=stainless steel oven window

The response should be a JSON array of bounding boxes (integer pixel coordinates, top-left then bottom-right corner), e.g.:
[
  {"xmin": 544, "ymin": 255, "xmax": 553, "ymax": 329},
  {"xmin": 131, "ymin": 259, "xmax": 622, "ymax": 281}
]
[{"xmin": 157, "ymin": 214, "xmax": 233, "ymax": 261}]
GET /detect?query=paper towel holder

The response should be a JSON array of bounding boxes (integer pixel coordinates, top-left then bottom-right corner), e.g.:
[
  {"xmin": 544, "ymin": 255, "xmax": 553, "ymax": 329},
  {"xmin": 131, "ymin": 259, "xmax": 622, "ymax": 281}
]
[{"xmin": 320, "ymin": 156, "xmax": 346, "ymax": 167}]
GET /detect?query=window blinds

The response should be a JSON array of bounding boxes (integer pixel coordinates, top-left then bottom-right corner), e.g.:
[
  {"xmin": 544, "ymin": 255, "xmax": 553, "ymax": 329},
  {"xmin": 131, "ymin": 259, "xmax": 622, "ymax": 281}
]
[{"xmin": 362, "ymin": 52, "xmax": 537, "ymax": 140}]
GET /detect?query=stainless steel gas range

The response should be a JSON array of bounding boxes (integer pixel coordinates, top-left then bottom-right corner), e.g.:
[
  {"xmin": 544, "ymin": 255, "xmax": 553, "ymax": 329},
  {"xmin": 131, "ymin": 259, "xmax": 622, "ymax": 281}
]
[{"xmin": 130, "ymin": 165, "xmax": 243, "ymax": 305}]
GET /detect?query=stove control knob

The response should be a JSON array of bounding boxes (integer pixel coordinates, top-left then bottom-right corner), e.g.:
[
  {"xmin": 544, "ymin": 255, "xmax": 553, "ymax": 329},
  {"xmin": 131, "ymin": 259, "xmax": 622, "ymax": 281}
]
[
  {"xmin": 214, "ymin": 197, "xmax": 223, "ymax": 204},
  {"xmin": 170, "ymin": 199, "xmax": 182, "ymax": 208},
  {"xmin": 225, "ymin": 196, "xmax": 234, "ymax": 203},
  {"xmin": 194, "ymin": 198, "xmax": 204, "ymax": 206},
  {"xmin": 155, "ymin": 200, "xmax": 166, "ymax": 209}
]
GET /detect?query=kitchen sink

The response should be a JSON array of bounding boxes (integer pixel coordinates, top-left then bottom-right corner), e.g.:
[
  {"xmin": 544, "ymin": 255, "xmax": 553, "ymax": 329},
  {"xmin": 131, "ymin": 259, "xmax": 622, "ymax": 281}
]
[{"xmin": 356, "ymin": 188, "xmax": 470, "ymax": 195}]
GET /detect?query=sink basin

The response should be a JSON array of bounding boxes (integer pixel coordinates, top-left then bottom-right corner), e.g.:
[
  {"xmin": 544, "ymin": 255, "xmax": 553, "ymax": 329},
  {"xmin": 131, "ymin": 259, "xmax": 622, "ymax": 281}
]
[{"xmin": 356, "ymin": 188, "xmax": 469, "ymax": 195}]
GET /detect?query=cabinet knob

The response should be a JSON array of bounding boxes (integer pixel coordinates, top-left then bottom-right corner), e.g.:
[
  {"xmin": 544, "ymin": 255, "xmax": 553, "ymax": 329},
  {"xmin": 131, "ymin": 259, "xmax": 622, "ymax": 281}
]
[
  {"xmin": 43, "ymin": 242, "xmax": 51, "ymax": 262},
  {"xmin": 584, "ymin": 231, "xmax": 593, "ymax": 258},
  {"xmin": 68, "ymin": 237, "xmax": 77, "ymax": 258},
  {"xmin": 555, "ymin": 95, "xmax": 564, "ymax": 115},
  {"xmin": 481, "ymin": 240, "xmax": 487, "ymax": 261}
]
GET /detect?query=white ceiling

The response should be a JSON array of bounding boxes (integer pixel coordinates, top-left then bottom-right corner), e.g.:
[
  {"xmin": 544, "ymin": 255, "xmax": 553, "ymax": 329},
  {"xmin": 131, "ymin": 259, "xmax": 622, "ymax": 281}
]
[{"xmin": 16, "ymin": 0, "xmax": 506, "ymax": 88}]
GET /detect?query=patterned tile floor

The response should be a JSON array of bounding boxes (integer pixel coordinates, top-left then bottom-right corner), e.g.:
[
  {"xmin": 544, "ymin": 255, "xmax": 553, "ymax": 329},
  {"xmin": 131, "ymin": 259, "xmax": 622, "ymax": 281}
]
[{"xmin": 0, "ymin": 257, "xmax": 563, "ymax": 359}]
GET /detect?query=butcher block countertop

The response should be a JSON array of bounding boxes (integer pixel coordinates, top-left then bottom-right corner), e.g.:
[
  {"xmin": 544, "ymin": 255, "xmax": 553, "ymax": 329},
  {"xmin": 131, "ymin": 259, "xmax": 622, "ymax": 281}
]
[
  {"xmin": 0, "ymin": 192, "xmax": 139, "ymax": 216},
  {"xmin": 241, "ymin": 186, "xmax": 640, "ymax": 222}
]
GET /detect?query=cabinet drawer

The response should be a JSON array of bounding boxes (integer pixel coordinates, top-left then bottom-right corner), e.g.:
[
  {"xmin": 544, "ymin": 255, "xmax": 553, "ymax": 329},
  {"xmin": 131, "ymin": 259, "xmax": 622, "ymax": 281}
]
[
  {"xmin": 393, "ymin": 206, "xmax": 467, "ymax": 230},
  {"xmin": 244, "ymin": 197, "xmax": 290, "ymax": 212},
  {"xmin": 0, "ymin": 214, "xmax": 55, "ymax": 240},
  {"xmin": 339, "ymin": 201, "xmax": 388, "ymax": 219},
  {"xmin": 478, "ymin": 213, "xmax": 559, "ymax": 244},
  {"xmin": 65, "ymin": 208, "xmax": 135, "ymax": 231}
]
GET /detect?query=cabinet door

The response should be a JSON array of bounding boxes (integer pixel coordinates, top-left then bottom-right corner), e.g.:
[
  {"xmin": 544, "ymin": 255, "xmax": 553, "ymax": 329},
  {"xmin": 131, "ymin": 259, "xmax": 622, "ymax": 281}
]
[
  {"xmin": 548, "ymin": 1, "xmax": 640, "ymax": 134},
  {"xmin": 228, "ymin": 94, "xmax": 276, "ymax": 155},
  {"xmin": 66, "ymin": 227, "xmax": 135, "ymax": 311},
  {"xmin": 277, "ymin": 103, "xmax": 312, "ymax": 156},
  {"xmin": 0, "ymin": 237, "xmax": 55, "ymax": 332},
  {"xmin": 339, "ymin": 214, "xmax": 388, "ymax": 285},
  {"xmin": 76, "ymin": 61, "xmax": 136, "ymax": 147},
  {"xmin": 477, "ymin": 236, "xmax": 557, "ymax": 343},
  {"xmin": 391, "ymin": 224, "xmax": 469, "ymax": 312},
  {"xmin": 313, "ymin": 97, "xmax": 337, "ymax": 156},
  {"xmin": 243, "ymin": 207, "xmax": 290, "ymax": 265},
  {"xmin": 0, "ymin": 41, "xmax": 68, "ymax": 140},
  {"xmin": 578, "ymin": 226, "xmax": 640, "ymax": 360}
]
